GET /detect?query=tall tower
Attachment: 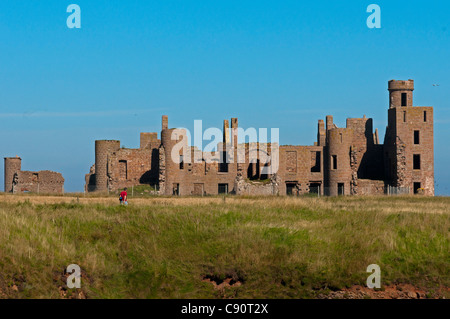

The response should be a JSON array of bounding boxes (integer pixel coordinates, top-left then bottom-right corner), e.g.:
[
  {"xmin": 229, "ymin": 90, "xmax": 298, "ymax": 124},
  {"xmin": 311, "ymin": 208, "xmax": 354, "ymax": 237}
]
[
  {"xmin": 388, "ymin": 79, "xmax": 414, "ymax": 108},
  {"xmin": 4, "ymin": 156, "xmax": 22, "ymax": 193},
  {"xmin": 94, "ymin": 140, "xmax": 121, "ymax": 192},
  {"xmin": 325, "ymin": 127, "xmax": 354, "ymax": 196},
  {"xmin": 160, "ymin": 115, "xmax": 189, "ymax": 195},
  {"xmin": 385, "ymin": 80, "xmax": 434, "ymax": 195}
]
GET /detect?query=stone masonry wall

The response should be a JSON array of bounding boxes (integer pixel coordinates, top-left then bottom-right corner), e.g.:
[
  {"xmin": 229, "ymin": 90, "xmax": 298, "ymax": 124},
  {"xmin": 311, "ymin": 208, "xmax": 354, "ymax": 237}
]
[
  {"xmin": 13, "ymin": 170, "xmax": 64, "ymax": 194},
  {"xmin": 234, "ymin": 174, "xmax": 281, "ymax": 196},
  {"xmin": 84, "ymin": 80, "xmax": 434, "ymax": 197}
]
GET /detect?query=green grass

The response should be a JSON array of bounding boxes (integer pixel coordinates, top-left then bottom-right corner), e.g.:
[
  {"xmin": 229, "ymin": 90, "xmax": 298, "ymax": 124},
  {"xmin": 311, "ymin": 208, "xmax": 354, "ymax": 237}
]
[
  {"xmin": 0, "ymin": 195, "xmax": 448, "ymax": 299},
  {"xmin": 124, "ymin": 184, "xmax": 158, "ymax": 197}
]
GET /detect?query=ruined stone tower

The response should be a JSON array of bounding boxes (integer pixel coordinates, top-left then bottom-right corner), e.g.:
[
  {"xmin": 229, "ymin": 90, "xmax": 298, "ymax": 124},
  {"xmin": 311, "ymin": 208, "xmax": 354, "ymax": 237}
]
[
  {"xmin": 4, "ymin": 156, "xmax": 64, "ymax": 194},
  {"xmin": 4, "ymin": 156, "xmax": 22, "ymax": 193},
  {"xmin": 94, "ymin": 140, "xmax": 121, "ymax": 192},
  {"xmin": 384, "ymin": 80, "xmax": 434, "ymax": 195}
]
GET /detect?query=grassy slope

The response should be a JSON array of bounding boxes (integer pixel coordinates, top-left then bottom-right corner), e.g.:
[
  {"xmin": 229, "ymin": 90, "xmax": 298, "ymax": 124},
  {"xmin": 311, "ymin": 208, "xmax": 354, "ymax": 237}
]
[{"xmin": 0, "ymin": 195, "xmax": 448, "ymax": 299}]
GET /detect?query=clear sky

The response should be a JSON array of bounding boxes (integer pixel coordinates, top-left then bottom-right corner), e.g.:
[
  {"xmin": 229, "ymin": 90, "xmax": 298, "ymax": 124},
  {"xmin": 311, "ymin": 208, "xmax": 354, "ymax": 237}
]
[{"xmin": 0, "ymin": 1, "xmax": 449, "ymax": 194}]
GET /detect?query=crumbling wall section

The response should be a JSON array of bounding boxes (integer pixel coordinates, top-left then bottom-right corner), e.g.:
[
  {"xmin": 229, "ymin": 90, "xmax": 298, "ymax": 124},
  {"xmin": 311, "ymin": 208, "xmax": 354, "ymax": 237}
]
[
  {"xmin": 158, "ymin": 145, "xmax": 166, "ymax": 195},
  {"xmin": 234, "ymin": 174, "xmax": 281, "ymax": 196},
  {"xmin": 85, "ymin": 165, "xmax": 96, "ymax": 192},
  {"xmin": 107, "ymin": 147, "xmax": 156, "ymax": 190},
  {"xmin": 395, "ymin": 136, "xmax": 407, "ymax": 187},
  {"xmin": 357, "ymin": 179, "xmax": 385, "ymax": 195},
  {"xmin": 13, "ymin": 170, "xmax": 64, "ymax": 194},
  {"xmin": 350, "ymin": 146, "xmax": 358, "ymax": 195}
]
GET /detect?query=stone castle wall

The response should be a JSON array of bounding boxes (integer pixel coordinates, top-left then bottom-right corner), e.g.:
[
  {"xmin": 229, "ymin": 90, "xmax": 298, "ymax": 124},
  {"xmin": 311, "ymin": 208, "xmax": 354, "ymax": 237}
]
[
  {"xmin": 4, "ymin": 157, "xmax": 64, "ymax": 194},
  {"xmin": 83, "ymin": 80, "xmax": 434, "ymax": 197}
]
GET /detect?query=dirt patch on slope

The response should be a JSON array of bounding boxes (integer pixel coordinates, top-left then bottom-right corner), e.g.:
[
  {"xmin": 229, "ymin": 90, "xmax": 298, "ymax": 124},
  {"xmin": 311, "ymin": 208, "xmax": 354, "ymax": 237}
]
[
  {"xmin": 53, "ymin": 268, "xmax": 92, "ymax": 299},
  {"xmin": 318, "ymin": 284, "xmax": 449, "ymax": 299},
  {"xmin": 202, "ymin": 274, "xmax": 243, "ymax": 290}
]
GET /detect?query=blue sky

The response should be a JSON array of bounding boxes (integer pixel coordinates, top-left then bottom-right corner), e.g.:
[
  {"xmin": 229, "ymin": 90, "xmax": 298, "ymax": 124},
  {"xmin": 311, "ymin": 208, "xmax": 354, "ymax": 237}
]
[{"xmin": 0, "ymin": 1, "xmax": 449, "ymax": 194}]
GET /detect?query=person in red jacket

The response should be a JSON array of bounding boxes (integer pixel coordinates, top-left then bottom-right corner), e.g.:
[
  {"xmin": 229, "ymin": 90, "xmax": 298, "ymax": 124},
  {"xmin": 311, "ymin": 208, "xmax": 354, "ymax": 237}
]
[{"xmin": 119, "ymin": 188, "xmax": 128, "ymax": 206}]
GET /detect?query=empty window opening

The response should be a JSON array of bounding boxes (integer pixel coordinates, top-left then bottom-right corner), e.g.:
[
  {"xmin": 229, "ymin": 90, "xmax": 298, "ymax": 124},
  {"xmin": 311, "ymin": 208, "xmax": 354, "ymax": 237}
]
[
  {"xmin": 179, "ymin": 155, "xmax": 184, "ymax": 170},
  {"xmin": 403, "ymin": 111, "xmax": 407, "ymax": 122},
  {"xmin": 247, "ymin": 160, "xmax": 261, "ymax": 180},
  {"xmin": 260, "ymin": 162, "xmax": 270, "ymax": 180},
  {"xmin": 413, "ymin": 182, "xmax": 421, "ymax": 194},
  {"xmin": 286, "ymin": 184, "xmax": 294, "ymax": 195},
  {"xmin": 332, "ymin": 155, "xmax": 338, "ymax": 170},
  {"xmin": 219, "ymin": 151, "xmax": 229, "ymax": 173},
  {"xmin": 311, "ymin": 151, "xmax": 321, "ymax": 173},
  {"xmin": 424, "ymin": 111, "xmax": 427, "ymax": 122},
  {"xmin": 247, "ymin": 163, "xmax": 253, "ymax": 179},
  {"xmin": 401, "ymin": 93, "xmax": 407, "ymax": 106},
  {"xmin": 340, "ymin": 133, "xmax": 343, "ymax": 143},
  {"xmin": 119, "ymin": 160, "xmax": 127, "ymax": 180},
  {"xmin": 173, "ymin": 183, "xmax": 180, "ymax": 196},
  {"xmin": 218, "ymin": 184, "xmax": 228, "ymax": 194},
  {"xmin": 413, "ymin": 154, "xmax": 421, "ymax": 170},
  {"xmin": 338, "ymin": 183, "xmax": 345, "ymax": 196},
  {"xmin": 286, "ymin": 182, "xmax": 297, "ymax": 195},
  {"xmin": 309, "ymin": 182, "xmax": 321, "ymax": 194},
  {"xmin": 414, "ymin": 131, "xmax": 420, "ymax": 144}
]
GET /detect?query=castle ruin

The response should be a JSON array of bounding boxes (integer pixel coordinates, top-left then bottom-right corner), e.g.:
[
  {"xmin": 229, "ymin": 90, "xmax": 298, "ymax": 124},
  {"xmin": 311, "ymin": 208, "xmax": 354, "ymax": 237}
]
[
  {"xmin": 85, "ymin": 80, "xmax": 434, "ymax": 196},
  {"xmin": 4, "ymin": 156, "xmax": 65, "ymax": 194}
]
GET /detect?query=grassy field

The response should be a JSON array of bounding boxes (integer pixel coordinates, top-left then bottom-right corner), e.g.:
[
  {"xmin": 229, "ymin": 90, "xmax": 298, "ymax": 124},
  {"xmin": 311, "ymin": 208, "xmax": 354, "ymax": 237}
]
[{"xmin": 0, "ymin": 194, "xmax": 448, "ymax": 299}]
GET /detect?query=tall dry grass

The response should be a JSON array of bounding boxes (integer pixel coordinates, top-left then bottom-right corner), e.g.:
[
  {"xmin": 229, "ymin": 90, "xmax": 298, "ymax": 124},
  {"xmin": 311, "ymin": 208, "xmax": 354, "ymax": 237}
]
[{"xmin": 0, "ymin": 194, "xmax": 448, "ymax": 298}]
